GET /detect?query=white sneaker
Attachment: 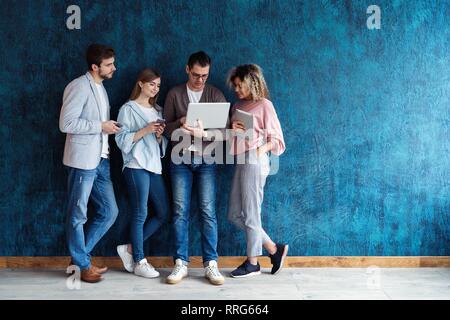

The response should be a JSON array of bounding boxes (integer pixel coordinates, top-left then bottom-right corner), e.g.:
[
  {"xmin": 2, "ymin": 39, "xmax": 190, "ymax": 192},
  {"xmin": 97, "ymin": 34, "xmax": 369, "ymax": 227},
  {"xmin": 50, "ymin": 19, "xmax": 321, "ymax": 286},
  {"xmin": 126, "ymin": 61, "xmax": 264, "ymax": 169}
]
[
  {"xmin": 134, "ymin": 259, "xmax": 160, "ymax": 278},
  {"xmin": 117, "ymin": 244, "xmax": 134, "ymax": 273},
  {"xmin": 166, "ymin": 259, "xmax": 188, "ymax": 284},
  {"xmin": 204, "ymin": 260, "xmax": 225, "ymax": 285}
]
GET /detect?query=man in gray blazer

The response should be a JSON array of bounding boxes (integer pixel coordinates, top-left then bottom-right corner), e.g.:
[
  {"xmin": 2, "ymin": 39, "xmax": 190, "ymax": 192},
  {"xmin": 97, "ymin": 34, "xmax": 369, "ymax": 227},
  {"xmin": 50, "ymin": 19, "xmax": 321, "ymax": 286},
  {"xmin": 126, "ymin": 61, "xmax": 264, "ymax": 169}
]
[{"xmin": 59, "ymin": 44, "xmax": 121, "ymax": 283}]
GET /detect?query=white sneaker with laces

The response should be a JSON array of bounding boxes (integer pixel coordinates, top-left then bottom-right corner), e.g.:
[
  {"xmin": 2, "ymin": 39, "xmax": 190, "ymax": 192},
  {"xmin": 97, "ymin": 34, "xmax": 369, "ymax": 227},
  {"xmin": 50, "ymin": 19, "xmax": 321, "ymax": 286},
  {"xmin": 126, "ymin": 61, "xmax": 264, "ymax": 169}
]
[
  {"xmin": 204, "ymin": 260, "xmax": 225, "ymax": 285},
  {"xmin": 134, "ymin": 259, "xmax": 160, "ymax": 278},
  {"xmin": 117, "ymin": 244, "xmax": 134, "ymax": 273},
  {"xmin": 166, "ymin": 259, "xmax": 188, "ymax": 284}
]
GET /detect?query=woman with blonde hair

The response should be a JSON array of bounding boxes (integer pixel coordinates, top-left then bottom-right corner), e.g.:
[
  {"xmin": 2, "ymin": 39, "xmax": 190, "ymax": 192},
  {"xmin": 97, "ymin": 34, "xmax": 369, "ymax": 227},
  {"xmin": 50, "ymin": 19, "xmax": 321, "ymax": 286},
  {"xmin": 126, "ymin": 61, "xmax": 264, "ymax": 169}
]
[
  {"xmin": 227, "ymin": 64, "xmax": 288, "ymax": 278},
  {"xmin": 115, "ymin": 68, "xmax": 170, "ymax": 278}
]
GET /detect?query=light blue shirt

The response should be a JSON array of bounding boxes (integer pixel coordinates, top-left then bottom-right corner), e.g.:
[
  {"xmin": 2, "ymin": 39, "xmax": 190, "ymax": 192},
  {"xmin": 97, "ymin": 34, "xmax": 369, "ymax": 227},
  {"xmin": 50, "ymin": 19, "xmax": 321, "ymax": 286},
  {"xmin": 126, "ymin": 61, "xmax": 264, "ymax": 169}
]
[{"xmin": 115, "ymin": 101, "xmax": 168, "ymax": 174}]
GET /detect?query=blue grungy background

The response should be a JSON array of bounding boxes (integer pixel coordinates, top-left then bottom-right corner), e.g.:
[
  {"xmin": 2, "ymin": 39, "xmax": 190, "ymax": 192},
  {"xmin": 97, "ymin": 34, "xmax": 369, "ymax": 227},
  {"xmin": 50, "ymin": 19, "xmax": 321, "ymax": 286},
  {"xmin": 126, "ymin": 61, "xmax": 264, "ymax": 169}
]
[{"xmin": 0, "ymin": 0, "xmax": 448, "ymax": 256}]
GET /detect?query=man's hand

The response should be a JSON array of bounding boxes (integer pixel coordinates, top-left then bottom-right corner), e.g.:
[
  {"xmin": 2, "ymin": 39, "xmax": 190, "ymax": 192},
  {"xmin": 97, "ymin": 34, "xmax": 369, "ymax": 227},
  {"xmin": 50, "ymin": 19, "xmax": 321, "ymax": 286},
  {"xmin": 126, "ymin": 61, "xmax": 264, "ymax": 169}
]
[
  {"xmin": 102, "ymin": 120, "xmax": 121, "ymax": 134},
  {"xmin": 182, "ymin": 119, "xmax": 206, "ymax": 138}
]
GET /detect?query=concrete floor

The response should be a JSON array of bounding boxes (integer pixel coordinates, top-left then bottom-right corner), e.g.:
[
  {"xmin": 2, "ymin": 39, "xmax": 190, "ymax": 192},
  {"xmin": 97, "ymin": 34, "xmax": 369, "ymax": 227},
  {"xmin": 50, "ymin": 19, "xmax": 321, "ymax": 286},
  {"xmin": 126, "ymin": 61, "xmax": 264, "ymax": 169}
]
[{"xmin": 0, "ymin": 267, "xmax": 449, "ymax": 300}]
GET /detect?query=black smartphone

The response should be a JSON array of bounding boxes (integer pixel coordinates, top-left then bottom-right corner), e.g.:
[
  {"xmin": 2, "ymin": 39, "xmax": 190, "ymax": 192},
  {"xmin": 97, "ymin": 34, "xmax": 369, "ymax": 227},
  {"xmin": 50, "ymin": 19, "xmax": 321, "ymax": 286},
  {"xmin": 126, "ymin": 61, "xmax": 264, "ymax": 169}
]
[
  {"xmin": 155, "ymin": 118, "xmax": 166, "ymax": 124},
  {"xmin": 116, "ymin": 122, "xmax": 123, "ymax": 128}
]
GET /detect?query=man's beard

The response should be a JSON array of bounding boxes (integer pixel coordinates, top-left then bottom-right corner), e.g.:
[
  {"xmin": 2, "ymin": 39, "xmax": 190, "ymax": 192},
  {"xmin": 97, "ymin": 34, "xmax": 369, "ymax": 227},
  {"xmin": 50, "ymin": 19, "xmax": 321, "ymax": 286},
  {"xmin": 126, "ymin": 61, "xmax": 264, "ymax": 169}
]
[{"xmin": 99, "ymin": 71, "xmax": 113, "ymax": 80}]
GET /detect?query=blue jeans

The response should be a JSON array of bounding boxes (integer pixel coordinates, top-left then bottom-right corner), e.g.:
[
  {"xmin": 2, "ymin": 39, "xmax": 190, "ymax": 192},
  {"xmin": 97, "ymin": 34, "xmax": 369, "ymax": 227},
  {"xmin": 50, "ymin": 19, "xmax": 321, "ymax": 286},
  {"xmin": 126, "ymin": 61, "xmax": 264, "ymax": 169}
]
[
  {"xmin": 170, "ymin": 160, "xmax": 218, "ymax": 264},
  {"xmin": 123, "ymin": 168, "xmax": 170, "ymax": 262},
  {"xmin": 65, "ymin": 158, "xmax": 119, "ymax": 270}
]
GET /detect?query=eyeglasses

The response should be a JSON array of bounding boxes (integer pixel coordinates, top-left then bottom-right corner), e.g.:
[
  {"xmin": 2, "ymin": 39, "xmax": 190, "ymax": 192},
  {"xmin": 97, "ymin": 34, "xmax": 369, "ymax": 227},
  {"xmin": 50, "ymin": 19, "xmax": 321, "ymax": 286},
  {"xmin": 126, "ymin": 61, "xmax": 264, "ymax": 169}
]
[{"xmin": 190, "ymin": 71, "xmax": 209, "ymax": 80}]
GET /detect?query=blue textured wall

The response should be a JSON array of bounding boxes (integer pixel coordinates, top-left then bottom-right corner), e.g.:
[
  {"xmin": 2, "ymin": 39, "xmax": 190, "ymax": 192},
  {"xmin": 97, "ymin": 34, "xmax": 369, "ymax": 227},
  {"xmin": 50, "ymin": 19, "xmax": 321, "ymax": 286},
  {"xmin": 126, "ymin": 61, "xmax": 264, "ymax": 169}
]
[{"xmin": 0, "ymin": 0, "xmax": 448, "ymax": 256}]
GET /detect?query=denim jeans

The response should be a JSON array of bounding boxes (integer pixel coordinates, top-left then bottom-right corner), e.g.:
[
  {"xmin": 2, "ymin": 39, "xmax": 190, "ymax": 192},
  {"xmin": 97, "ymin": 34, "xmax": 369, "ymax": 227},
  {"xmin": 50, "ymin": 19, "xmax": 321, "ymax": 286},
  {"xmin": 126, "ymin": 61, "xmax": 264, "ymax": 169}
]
[
  {"xmin": 65, "ymin": 158, "xmax": 119, "ymax": 270},
  {"xmin": 170, "ymin": 159, "xmax": 218, "ymax": 264},
  {"xmin": 123, "ymin": 168, "xmax": 170, "ymax": 262}
]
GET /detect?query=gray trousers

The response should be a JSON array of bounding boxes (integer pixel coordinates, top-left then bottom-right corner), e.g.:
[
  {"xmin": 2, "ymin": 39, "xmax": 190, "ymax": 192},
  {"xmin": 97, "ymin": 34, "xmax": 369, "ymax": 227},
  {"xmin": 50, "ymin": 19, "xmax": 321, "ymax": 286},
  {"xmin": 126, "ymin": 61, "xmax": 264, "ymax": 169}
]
[{"xmin": 227, "ymin": 152, "xmax": 273, "ymax": 257}]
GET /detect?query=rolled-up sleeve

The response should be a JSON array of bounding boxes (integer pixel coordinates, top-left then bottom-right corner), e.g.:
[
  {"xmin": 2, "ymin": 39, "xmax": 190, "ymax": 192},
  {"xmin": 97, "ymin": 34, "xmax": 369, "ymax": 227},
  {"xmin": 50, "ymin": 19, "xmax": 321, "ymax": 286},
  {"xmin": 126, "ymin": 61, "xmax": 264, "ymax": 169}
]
[
  {"xmin": 157, "ymin": 110, "xmax": 169, "ymax": 157},
  {"xmin": 264, "ymin": 102, "xmax": 286, "ymax": 156},
  {"xmin": 115, "ymin": 107, "xmax": 137, "ymax": 155}
]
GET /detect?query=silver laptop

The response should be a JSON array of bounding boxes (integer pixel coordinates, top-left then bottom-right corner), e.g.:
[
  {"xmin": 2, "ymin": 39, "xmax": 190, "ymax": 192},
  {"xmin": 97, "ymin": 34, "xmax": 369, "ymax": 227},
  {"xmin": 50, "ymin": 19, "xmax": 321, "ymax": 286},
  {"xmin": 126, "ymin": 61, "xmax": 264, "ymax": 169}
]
[{"xmin": 186, "ymin": 102, "xmax": 230, "ymax": 129}]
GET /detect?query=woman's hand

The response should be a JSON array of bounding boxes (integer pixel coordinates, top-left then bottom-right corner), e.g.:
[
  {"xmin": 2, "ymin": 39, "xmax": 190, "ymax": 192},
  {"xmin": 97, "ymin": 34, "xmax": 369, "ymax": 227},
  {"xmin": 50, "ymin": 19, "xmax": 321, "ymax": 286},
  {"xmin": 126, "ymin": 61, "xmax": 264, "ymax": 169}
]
[
  {"xmin": 256, "ymin": 141, "xmax": 274, "ymax": 157},
  {"xmin": 231, "ymin": 120, "xmax": 246, "ymax": 133},
  {"xmin": 133, "ymin": 121, "xmax": 164, "ymax": 143},
  {"xmin": 155, "ymin": 123, "xmax": 165, "ymax": 138},
  {"xmin": 144, "ymin": 121, "xmax": 161, "ymax": 134},
  {"xmin": 256, "ymin": 147, "xmax": 263, "ymax": 158}
]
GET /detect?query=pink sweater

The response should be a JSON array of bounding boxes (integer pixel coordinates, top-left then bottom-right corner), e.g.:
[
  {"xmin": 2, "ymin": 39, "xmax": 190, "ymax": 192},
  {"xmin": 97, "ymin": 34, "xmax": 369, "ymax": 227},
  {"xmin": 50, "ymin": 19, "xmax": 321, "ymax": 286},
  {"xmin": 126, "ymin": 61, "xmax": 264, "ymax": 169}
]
[{"xmin": 230, "ymin": 98, "xmax": 285, "ymax": 156}]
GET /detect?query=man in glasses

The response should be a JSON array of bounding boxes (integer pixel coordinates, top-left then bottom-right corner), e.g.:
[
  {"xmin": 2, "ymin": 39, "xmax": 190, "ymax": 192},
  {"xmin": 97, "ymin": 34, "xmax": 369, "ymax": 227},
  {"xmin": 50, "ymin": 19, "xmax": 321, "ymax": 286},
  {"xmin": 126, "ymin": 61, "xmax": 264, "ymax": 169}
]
[{"xmin": 163, "ymin": 51, "xmax": 226, "ymax": 285}]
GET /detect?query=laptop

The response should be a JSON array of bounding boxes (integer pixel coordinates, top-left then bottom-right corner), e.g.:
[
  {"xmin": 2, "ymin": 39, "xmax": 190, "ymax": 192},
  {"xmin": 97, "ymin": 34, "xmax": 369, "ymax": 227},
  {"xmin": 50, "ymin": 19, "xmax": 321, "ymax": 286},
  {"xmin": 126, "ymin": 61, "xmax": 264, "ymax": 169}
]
[{"xmin": 186, "ymin": 102, "xmax": 230, "ymax": 129}]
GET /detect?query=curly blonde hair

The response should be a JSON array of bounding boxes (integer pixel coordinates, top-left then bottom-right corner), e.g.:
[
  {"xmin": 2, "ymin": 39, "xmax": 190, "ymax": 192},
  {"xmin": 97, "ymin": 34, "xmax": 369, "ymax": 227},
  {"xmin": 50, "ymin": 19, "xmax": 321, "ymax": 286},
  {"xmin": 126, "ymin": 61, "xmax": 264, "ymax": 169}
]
[{"xmin": 227, "ymin": 64, "xmax": 269, "ymax": 101}]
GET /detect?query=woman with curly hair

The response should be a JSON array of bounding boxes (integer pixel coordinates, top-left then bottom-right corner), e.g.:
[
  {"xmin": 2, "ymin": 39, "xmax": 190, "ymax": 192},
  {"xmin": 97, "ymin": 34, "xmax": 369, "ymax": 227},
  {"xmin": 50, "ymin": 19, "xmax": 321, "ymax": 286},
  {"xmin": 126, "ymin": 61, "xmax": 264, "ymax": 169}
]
[{"xmin": 227, "ymin": 64, "xmax": 288, "ymax": 278}]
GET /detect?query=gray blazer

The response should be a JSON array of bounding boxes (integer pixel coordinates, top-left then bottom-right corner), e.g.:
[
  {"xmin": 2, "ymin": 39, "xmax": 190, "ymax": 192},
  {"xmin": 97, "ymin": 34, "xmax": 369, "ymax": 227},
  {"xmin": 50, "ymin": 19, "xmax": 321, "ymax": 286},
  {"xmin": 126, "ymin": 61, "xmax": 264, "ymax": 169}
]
[{"xmin": 59, "ymin": 72, "xmax": 110, "ymax": 170}]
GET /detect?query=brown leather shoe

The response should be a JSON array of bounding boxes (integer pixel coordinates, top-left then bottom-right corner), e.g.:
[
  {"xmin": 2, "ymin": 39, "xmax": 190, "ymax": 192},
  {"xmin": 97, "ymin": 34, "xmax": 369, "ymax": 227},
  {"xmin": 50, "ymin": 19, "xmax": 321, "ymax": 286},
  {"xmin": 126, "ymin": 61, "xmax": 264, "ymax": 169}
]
[
  {"xmin": 81, "ymin": 267, "xmax": 103, "ymax": 283},
  {"xmin": 68, "ymin": 259, "xmax": 108, "ymax": 274},
  {"xmin": 91, "ymin": 264, "xmax": 108, "ymax": 274}
]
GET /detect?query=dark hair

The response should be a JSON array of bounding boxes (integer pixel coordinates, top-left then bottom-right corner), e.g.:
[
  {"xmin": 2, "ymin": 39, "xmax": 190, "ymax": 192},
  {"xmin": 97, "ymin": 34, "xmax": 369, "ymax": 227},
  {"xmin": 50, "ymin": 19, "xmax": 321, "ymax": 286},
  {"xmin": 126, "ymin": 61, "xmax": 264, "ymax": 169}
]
[
  {"xmin": 86, "ymin": 44, "xmax": 115, "ymax": 70},
  {"xmin": 129, "ymin": 68, "xmax": 161, "ymax": 110},
  {"xmin": 187, "ymin": 51, "xmax": 211, "ymax": 69}
]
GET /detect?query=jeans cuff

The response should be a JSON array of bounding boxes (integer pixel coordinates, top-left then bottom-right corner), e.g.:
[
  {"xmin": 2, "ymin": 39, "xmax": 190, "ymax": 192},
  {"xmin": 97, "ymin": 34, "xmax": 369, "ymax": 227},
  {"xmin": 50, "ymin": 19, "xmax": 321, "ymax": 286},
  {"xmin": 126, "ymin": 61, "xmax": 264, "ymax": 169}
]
[
  {"xmin": 174, "ymin": 257, "xmax": 189, "ymax": 266},
  {"xmin": 203, "ymin": 260, "xmax": 217, "ymax": 267}
]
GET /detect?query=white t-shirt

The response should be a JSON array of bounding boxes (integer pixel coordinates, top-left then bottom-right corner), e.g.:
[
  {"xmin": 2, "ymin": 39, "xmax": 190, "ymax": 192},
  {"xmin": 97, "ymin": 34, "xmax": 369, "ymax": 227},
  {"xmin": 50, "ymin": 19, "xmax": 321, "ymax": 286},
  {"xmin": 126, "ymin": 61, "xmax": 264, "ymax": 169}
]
[
  {"xmin": 126, "ymin": 103, "xmax": 160, "ymax": 170},
  {"xmin": 138, "ymin": 104, "xmax": 159, "ymax": 122},
  {"xmin": 95, "ymin": 83, "xmax": 109, "ymax": 159},
  {"xmin": 187, "ymin": 85, "xmax": 203, "ymax": 103}
]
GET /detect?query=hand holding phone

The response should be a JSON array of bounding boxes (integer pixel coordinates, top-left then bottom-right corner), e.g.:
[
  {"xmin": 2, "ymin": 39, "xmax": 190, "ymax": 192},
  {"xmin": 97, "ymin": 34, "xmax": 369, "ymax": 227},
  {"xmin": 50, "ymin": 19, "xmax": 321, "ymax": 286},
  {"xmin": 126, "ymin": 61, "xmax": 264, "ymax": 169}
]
[{"xmin": 155, "ymin": 119, "xmax": 165, "ymax": 138}]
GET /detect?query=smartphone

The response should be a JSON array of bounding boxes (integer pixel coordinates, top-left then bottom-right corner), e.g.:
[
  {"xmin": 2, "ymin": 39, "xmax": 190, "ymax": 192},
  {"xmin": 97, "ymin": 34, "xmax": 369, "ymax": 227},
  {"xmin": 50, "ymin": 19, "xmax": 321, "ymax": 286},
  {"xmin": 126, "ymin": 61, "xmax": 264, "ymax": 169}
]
[
  {"xmin": 116, "ymin": 122, "xmax": 123, "ymax": 128},
  {"xmin": 155, "ymin": 118, "xmax": 166, "ymax": 124}
]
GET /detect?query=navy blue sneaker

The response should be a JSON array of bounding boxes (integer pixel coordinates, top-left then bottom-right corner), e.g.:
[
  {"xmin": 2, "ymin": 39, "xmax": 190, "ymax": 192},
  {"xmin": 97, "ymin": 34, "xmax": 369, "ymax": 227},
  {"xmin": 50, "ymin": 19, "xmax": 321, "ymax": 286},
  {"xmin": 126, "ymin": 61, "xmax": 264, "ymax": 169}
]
[
  {"xmin": 269, "ymin": 243, "xmax": 289, "ymax": 275},
  {"xmin": 230, "ymin": 260, "xmax": 261, "ymax": 278}
]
